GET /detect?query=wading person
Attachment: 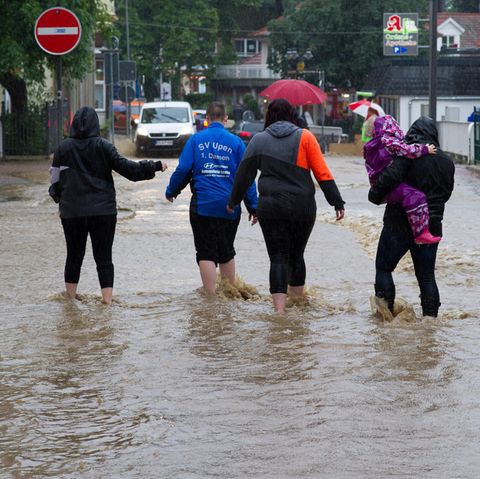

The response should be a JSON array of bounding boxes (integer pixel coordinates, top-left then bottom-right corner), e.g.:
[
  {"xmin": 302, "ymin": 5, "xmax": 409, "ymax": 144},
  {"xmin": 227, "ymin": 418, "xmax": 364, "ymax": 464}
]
[
  {"xmin": 165, "ymin": 101, "xmax": 257, "ymax": 293},
  {"xmin": 369, "ymin": 116, "xmax": 455, "ymax": 318},
  {"xmin": 49, "ymin": 106, "xmax": 167, "ymax": 304},
  {"xmin": 361, "ymin": 106, "xmax": 379, "ymax": 143},
  {"xmin": 228, "ymin": 98, "xmax": 345, "ymax": 313}
]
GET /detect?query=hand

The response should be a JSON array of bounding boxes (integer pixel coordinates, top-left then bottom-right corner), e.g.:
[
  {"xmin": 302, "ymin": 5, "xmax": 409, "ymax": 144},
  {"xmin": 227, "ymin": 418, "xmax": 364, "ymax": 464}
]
[
  {"xmin": 166, "ymin": 196, "xmax": 175, "ymax": 203},
  {"xmin": 226, "ymin": 205, "xmax": 235, "ymax": 214},
  {"xmin": 155, "ymin": 161, "xmax": 167, "ymax": 172},
  {"xmin": 336, "ymin": 208, "xmax": 345, "ymax": 221},
  {"xmin": 427, "ymin": 144, "xmax": 437, "ymax": 155},
  {"xmin": 249, "ymin": 213, "xmax": 258, "ymax": 225}
]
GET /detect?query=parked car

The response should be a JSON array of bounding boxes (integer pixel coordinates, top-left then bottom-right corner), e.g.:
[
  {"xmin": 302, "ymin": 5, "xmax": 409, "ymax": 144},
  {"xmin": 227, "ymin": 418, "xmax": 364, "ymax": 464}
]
[
  {"xmin": 234, "ymin": 120, "xmax": 264, "ymax": 145},
  {"xmin": 135, "ymin": 101, "xmax": 196, "ymax": 157},
  {"xmin": 113, "ymin": 100, "xmax": 127, "ymax": 131},
  {"xmin": 129, "ymin": 98, "xmax": 146, "ymax": 129},
  {"xmin": 193, "ymin": 109, "xmax": 209, "ymax": 132}
]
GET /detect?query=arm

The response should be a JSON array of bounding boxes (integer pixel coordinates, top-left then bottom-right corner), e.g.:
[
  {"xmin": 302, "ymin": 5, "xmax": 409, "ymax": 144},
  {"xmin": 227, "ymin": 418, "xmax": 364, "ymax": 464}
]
[
  {"xmin": 236, "ymin": 141, "xmax": 258, "ymax": 215},
  {"xmin": 228, "ymin": 145, "xmax": 259, "ymax": 209},
  {"xmin": 107, "ymin": 142, "xmax": 162, "ymax": 181},
  {"xmin": 368, "ymin": 156, "xmax": 412, "ymax": 204},
  {"xmin": 165, "ymin": 136, "xmax": 195, "ymax": 200},
  {"xmin": 48, "ymin": 148, "xmax": 63, "ymax": 203},
  {"xmin": 383, "ymin": 136, "xmax": 429, "ymax": 159},
  {"xmin": 304, "ymin": 131, "xmax": 345, "ymax": 210}
]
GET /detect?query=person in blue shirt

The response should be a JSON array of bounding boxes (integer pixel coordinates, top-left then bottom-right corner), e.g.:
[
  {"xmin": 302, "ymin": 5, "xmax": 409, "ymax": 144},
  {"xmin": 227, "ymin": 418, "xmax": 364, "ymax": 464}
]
[{"xmin": 166, "ymin": 102, "xmax": 258, "ymax": 293}]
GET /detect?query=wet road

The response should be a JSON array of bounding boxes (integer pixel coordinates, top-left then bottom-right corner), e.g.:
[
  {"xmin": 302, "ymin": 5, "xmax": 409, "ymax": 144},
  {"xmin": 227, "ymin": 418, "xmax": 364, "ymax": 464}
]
[{"xmin": 0, "ymin": 149, "xmax": 479, "ymax": 478}]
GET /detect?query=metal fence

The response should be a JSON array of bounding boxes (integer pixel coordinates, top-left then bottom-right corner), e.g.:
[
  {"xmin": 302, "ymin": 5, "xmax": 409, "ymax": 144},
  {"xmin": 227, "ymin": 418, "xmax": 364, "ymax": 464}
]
[
  {"xmin": 473, "ymin": 107, "xmax": 480, "ymax": 165},
  {"xmin": 0, "ymin": 101, "xmax": 70, "ymax": 157}
]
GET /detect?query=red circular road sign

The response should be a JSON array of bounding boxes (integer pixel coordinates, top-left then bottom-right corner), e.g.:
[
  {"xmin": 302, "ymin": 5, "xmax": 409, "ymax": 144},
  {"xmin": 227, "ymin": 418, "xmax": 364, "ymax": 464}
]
[{"xmin": 34, "ymin": 7, "xmax": 82, "ymax": 55}]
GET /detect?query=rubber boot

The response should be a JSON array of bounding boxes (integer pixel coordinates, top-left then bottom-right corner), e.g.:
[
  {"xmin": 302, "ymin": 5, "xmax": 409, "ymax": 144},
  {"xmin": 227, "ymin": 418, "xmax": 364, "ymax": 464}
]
[
  {"xmin": 421, "ymin": 296, "xmax": 441, "ymax": 318},
  {"xmin": 374, "ymin": 284, "xmax": 395, "ymax": 313}
]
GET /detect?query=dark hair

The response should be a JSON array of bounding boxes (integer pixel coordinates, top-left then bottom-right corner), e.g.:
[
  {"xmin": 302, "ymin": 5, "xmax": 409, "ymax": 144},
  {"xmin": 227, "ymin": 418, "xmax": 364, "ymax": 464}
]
[
  {"xmin": 264, "ymin": 98, "xmax": 295, "ymax": 129},
  {"xmin": 206, "ymin": 101, "xmax": 226, "ymax": 121}
]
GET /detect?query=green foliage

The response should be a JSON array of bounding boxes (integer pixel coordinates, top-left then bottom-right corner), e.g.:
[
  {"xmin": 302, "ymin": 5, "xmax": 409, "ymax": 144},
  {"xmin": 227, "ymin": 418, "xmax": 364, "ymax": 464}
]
[
  {"xmin": 115, "ymin": 0, "xmax": 219, "ymax": 89},
  {"xmin": 115, "ymin": 0, "xmax": 282, "ymax": 98},
  {"xmin": 268, "ymin": 0, "xmax": 429, "ymax": 89},
  {"xmin": 184, "ymin": 92, "xmax": 214, "ymax": 109},
  {"xmin": 442, "ymin": 0, "xmax": 480, "ymax": 10},
  {"xmin": 0, "ymin": 0, "xmax": 113, "ymax": 110},
  {"xmin": 243, "ymin": 93, "xmax": 261, "ymax": 118}
]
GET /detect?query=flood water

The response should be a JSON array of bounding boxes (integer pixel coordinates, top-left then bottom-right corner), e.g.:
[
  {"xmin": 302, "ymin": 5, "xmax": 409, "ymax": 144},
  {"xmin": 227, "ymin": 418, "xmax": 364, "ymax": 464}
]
[{"xmin": 1, "ymin": 149, "xmax": 479, "ymax": 478}]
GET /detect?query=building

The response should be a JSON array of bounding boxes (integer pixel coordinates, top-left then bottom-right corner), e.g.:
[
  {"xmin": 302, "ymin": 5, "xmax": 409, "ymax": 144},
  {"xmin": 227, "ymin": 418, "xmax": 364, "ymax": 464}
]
[
  {"xmin": 362, "ymin": 12, "xmax": 480, "ymax": 133},
  {"xmin": 211, "ymin": 25, "xmax": 280, "ymax": 116}
]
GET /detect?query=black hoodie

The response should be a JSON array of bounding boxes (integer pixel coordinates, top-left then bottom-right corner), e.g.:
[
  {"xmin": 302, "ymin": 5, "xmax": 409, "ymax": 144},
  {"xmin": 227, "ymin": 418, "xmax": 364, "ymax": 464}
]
[
  {"xmin": 50, "ymin": 107, "xmax": 158, "ymax": 218},
  {"xmin": 368, "ymin": 116, "xmax": 455, "ymax": 236}
]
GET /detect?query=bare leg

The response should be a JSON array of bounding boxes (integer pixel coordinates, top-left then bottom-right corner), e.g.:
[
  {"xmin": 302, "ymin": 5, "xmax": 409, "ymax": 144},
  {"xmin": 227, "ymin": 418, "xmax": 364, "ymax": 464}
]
[
  {"xmin": 199, "ymin": 260, "xmax": 217, "ymax": 293},
  {"xmin": 272, "ymin": 293, "xmax": 287, "ymax": 313},
  {"xmin": 101, "ymin": 287, "xmax": 113, "ymax": 305},
  {"xmin": 65, "ymin": 282, "xmax": 78, "ymax": 299},
  {"xmin": 219, "ymin": 259, "xmax": 236, "ymax": 286},
  {"xmin": 289, "ymin": 285, "xmax": 304, "ymax": 297}
]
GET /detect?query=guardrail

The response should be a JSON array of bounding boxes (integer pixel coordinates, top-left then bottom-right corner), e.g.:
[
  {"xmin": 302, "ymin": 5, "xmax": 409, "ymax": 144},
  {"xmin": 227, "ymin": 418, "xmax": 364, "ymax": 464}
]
[{"xmin": 214, "ymin": 65, "xmax": 281, "ymax": 80}]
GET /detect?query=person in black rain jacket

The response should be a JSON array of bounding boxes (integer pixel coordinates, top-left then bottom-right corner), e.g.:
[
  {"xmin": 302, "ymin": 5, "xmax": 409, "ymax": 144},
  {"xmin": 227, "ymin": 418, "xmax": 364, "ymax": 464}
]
[
  {"xmin": 369, "ymin": 116, "xmax": 455, "ymax": 318},
  {"xmin": 49, "ymin": 106, "xmax": 166, "ymax": 304}
]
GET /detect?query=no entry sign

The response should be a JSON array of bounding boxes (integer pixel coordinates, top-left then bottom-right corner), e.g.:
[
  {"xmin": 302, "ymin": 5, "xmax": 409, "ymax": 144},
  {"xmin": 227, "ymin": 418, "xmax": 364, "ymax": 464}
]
[{"xmin": 34, "ymin": 7, "xmax": 82, "ymax": 55}]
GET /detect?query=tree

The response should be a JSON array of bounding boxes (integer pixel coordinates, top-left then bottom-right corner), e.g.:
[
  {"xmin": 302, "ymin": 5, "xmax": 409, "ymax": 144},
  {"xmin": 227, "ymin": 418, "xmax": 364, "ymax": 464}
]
[
  {"xmin": 115, "ymin": 0, "xmax": 281, "ymax": 100},
  {"xmin": 441, "ymin": 0, "xmax": 480, "ymax": 10},
  {"xmin": 0, "ymin": 0, "xmax": 112, "ymax": 113},
  {"xmin": 115, "ymin": 0, "xmax": 219, "ymax": 100},
  {"xmin": 268, "ymin": 0, "xmax": 429, "ymax": 89}
]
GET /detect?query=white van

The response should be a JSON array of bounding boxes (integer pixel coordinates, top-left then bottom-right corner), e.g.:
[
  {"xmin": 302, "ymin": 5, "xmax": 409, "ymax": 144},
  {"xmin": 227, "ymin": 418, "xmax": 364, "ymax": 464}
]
[{"xmin": 135, "ymin": 101, "xmax": 196, "ymax": 156}]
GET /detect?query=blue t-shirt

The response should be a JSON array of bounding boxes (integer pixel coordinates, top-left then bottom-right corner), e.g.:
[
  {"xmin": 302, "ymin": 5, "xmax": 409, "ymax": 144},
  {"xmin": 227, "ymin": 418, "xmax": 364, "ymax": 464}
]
[{"xmin": 166, "ymin": 122, "xmax": 257, "ymax": 219}]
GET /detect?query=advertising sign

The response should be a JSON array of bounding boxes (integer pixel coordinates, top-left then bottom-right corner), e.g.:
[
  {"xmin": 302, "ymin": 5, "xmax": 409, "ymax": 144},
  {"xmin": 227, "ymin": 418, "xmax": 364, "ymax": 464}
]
[{"xmin": 383, "ymin": 13, "xmax": 419, "ymax": 56}]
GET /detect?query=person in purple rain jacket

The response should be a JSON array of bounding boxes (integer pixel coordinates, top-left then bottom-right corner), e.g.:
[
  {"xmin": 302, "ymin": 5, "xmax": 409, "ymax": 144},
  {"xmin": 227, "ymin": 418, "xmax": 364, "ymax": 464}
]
[{"xmin": 363, "ymin": 115, "xmax": 440, "ymax": 244}]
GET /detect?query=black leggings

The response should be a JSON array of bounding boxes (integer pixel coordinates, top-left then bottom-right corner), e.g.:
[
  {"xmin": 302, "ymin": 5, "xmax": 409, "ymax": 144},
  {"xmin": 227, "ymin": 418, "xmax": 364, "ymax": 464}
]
[
  {"xmin": 61, "ymin": 215, "xmax": 117, "ymax": 289},
  {"xmin": 259, "ymin": 218, "xmax": 315, "ymax": 294}
]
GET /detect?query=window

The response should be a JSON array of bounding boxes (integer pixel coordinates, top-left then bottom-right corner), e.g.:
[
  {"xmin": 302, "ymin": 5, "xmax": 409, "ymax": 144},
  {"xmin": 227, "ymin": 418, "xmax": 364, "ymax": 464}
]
[
  {"xmin": 379, "ymin": 97, "xmax": 398, "ymax": 121},
  {"xmin": 235, "ymin": 40, "xmax": 245, "ymax": 55},
  {"xmin": 235, "ymin": 39, "xmax": 261, "ymax": 57},
  {"xmin": 141, "ymin": 107, "xmax": 190, "ymax": 124},
  {"xmin": 95, "ymin": 58, "xmax": 105, "ymax": 110},
  {"xmin": 442, "ymin": 35, "xmax": 456, "ymax": 48}
]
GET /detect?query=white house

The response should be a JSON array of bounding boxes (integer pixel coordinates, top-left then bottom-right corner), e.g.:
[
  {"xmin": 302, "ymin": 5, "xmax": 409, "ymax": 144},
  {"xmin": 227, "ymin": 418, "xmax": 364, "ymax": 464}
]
[{"xmin": 211, "ymin": 25, "xmax": 280, "ymax": 114}]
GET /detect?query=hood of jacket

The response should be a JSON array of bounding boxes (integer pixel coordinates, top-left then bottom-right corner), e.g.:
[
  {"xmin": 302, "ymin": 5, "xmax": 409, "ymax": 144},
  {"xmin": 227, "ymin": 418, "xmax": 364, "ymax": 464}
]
[
  {"xmin": 70, "ymin": 106, "xmax": 100, "ymax": 139},
  {"xmin": 405, "ymin": 116, "xmax": 439, "ymax": 147},
  {"xmin": 266, "ymin": 120, "xmax": 298, "ymax": 138}
]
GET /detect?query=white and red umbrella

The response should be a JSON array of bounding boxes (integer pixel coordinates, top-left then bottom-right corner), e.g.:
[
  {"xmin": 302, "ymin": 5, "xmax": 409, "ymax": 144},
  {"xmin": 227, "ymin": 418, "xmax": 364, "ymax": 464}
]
[{"xmin": 348, "ymin": 99, "xmax": 385, "ymax": 118}]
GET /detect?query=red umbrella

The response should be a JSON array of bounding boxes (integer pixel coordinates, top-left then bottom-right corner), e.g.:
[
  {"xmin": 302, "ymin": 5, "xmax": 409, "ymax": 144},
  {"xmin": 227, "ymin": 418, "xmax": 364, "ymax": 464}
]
[{"xmin": 259, "ymin": 79, "xmax": 327, "ymax": 106}]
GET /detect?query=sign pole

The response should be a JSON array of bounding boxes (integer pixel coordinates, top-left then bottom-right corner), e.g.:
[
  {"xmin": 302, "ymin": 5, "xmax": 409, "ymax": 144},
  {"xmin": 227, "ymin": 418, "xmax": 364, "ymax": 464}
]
[
  {"xmin": 34, "ymin": 7, "xmax": 82, "ymax": 150},
  {"xmin": 56, "ymin": 56, "xmax": 63, "ymax": 149},
  {"xmin": 428, "ymin": 0, "xmax": 438, "ymax": 122},
  {"xmin": 110, "ymin": 53, "xmax": 115, "ymax": 145}
]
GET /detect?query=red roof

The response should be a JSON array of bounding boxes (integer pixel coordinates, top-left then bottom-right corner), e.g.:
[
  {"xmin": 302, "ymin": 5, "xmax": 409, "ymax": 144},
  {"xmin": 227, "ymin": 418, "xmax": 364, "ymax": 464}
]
[{"xmin": 437, "ymin": 12, "xmax": 480, "ymax": 49}]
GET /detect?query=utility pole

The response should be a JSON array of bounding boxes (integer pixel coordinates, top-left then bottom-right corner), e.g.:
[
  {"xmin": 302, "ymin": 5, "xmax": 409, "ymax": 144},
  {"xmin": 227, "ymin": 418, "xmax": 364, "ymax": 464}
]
[
  {"xmin": 159, "ymin": 46, "xmax": 163, "ymax": 100},
  {"xmin": 125, "ymin": 0, "xmax": 131, "ymax": 138},
  {"xmin": 125, "ymin": 0, "xmax": 130, "ymax": 61},
  {"xmin": 428, "ymin": 0, "xmax": 438, "ymax": 122}
]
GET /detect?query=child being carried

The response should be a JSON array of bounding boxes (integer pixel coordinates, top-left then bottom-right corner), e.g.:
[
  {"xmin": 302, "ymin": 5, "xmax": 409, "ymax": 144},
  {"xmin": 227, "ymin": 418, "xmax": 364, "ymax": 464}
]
[{"xmin": 364, "ymin": 115, "xmax": 440, "ymax": 244}]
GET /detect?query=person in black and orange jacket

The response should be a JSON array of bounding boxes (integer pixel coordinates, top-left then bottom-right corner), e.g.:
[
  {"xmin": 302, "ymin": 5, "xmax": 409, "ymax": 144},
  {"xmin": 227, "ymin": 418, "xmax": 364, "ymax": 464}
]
[{"xmin": 228, "ymin": 98, "xmax": 345, "ymax": 313}]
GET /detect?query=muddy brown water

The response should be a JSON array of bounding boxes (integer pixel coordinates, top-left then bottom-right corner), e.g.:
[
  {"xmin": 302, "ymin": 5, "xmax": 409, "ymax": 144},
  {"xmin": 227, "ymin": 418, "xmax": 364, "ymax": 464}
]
[{"xmin": 0, "ymin": 152, "xmax": 479, "ymax": 478}]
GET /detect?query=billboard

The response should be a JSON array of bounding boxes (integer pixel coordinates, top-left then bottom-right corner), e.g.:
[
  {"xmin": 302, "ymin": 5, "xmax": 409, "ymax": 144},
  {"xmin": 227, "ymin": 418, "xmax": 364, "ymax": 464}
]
[{"xmin": 383, "ymin": 13, "xmax": 419, "ymax": 56}]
